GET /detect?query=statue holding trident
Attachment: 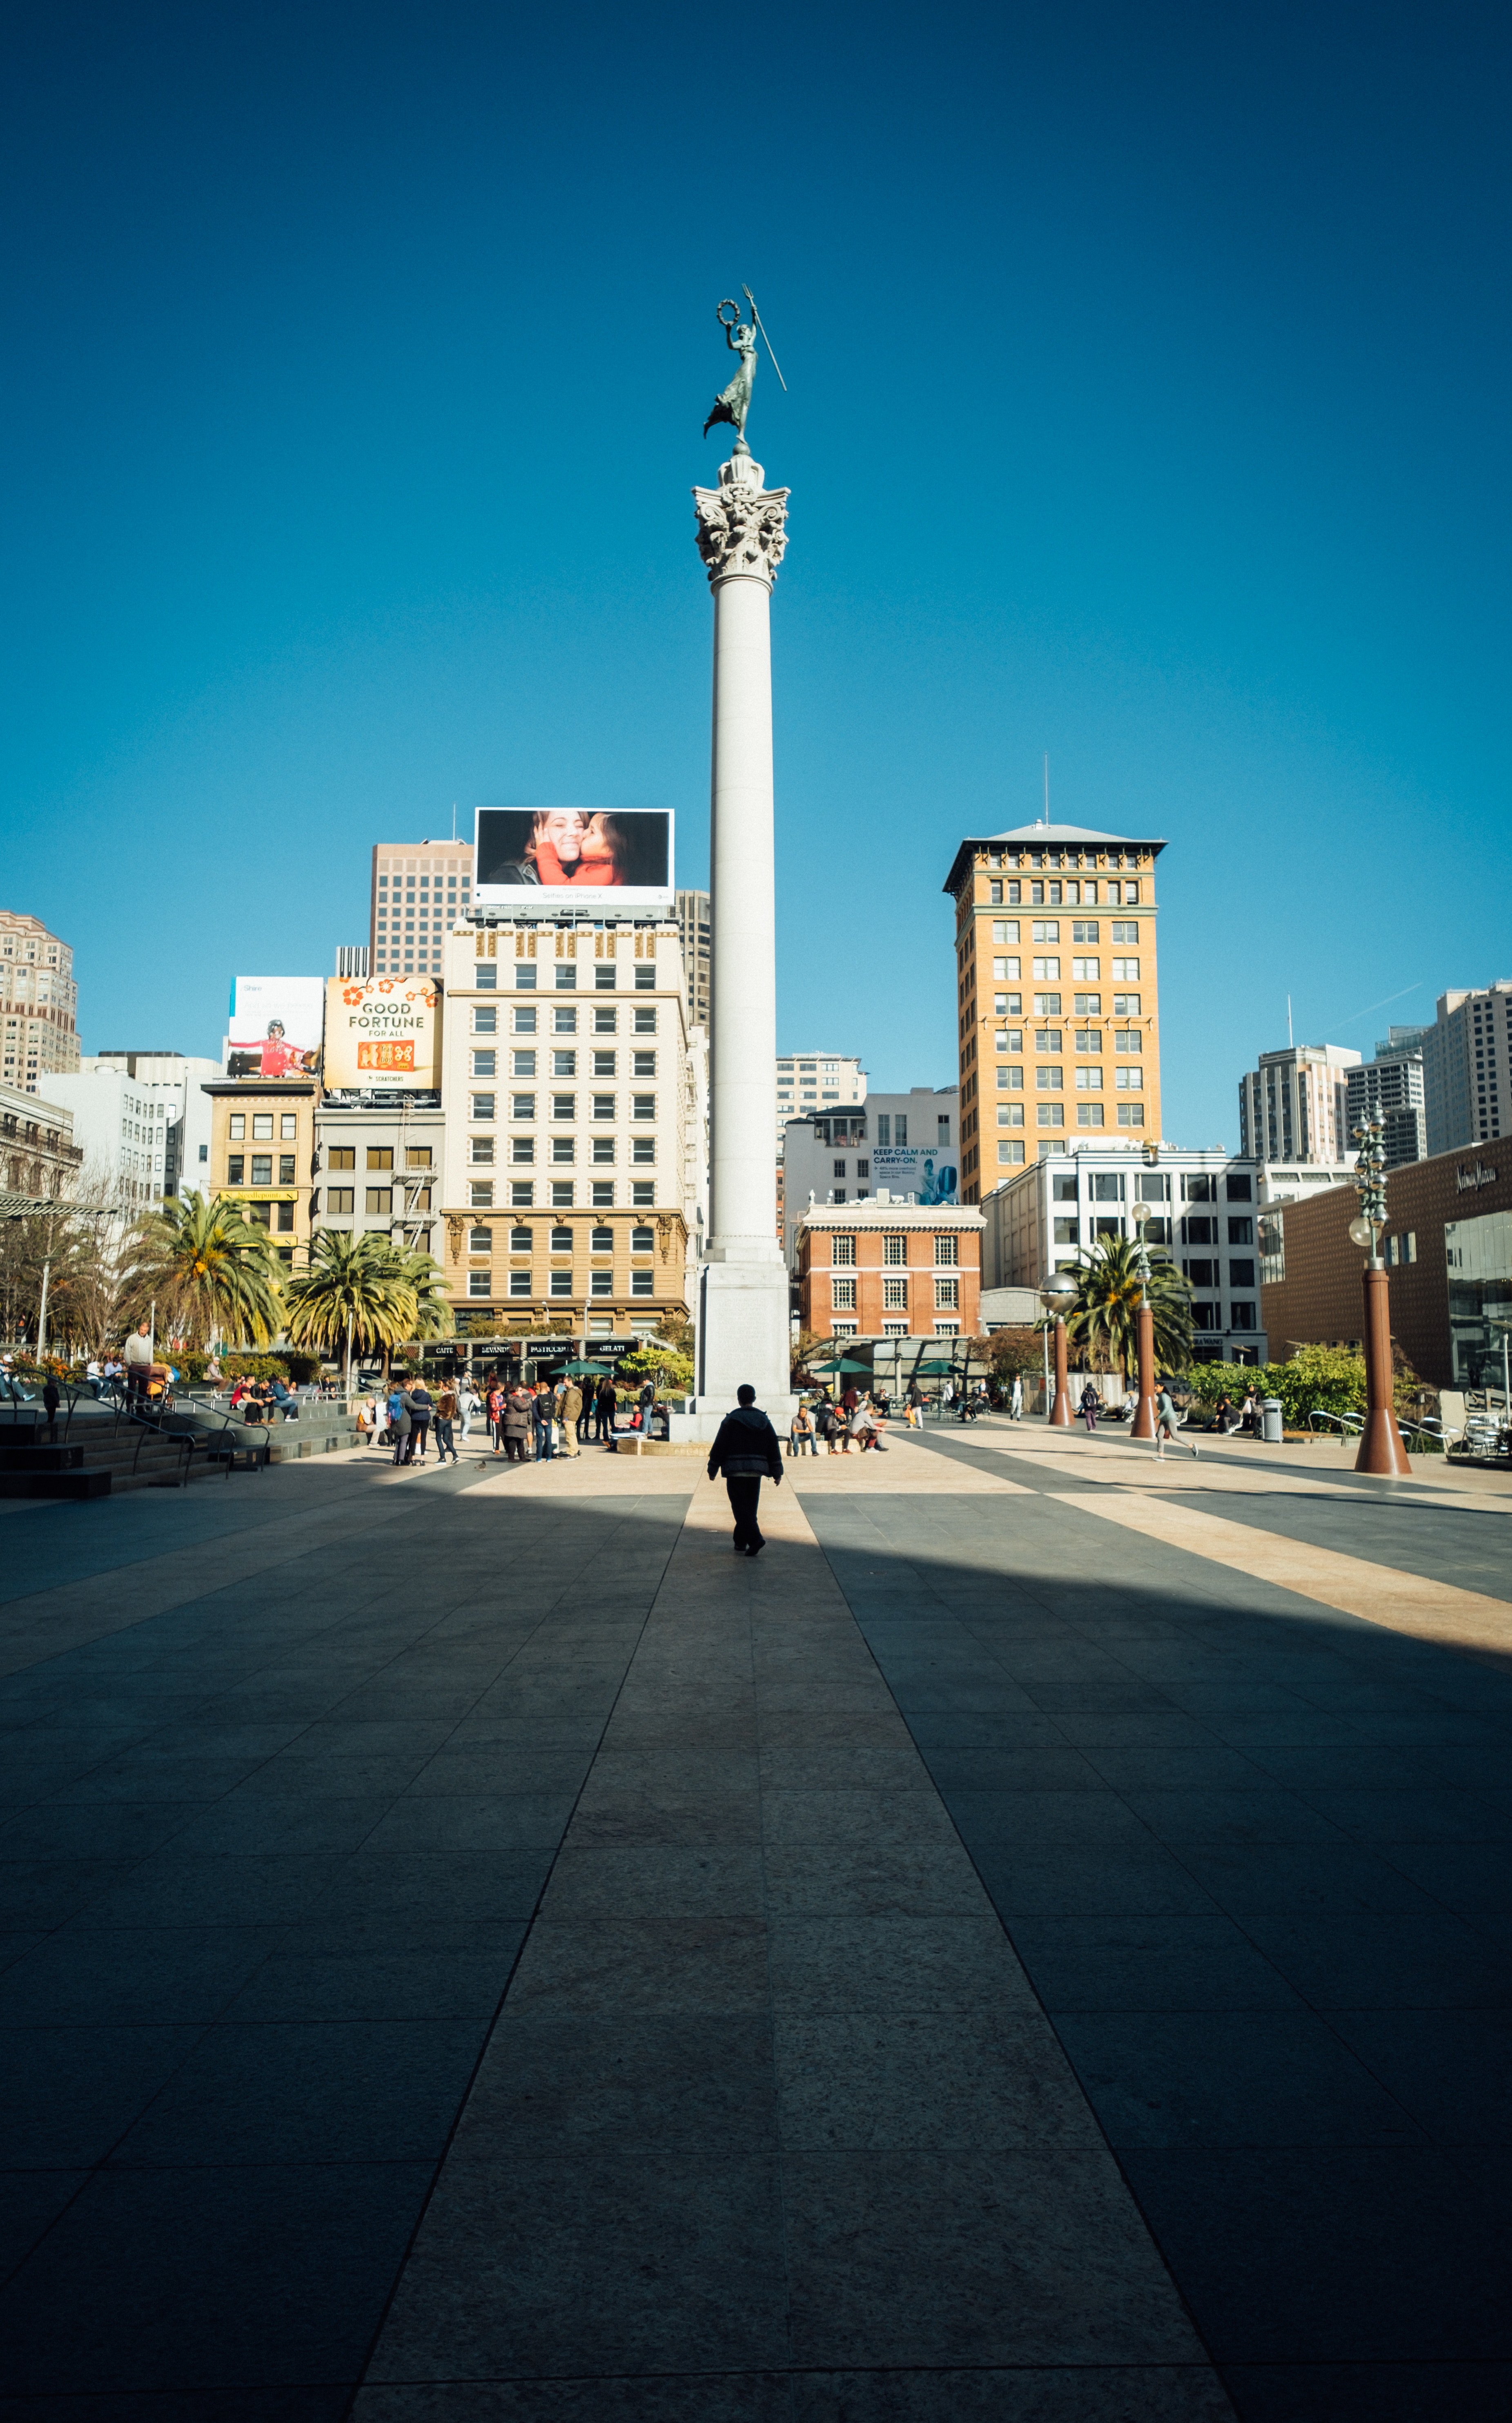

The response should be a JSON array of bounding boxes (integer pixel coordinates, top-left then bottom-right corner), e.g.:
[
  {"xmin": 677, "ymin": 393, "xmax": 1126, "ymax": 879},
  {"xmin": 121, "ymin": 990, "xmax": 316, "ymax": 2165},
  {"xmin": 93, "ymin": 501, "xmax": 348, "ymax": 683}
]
[{"xmin": 703, "ymin": 288, "xmax": 786, "ymax": 446}]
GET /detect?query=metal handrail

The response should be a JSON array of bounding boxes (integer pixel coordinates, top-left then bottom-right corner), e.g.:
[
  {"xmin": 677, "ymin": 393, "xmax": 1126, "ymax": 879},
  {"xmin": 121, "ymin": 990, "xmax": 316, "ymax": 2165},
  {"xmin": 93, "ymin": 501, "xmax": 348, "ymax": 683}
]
[{"xmin": 1307, "ymin": 1409, "xmax": 1362, "ymax": 1436}]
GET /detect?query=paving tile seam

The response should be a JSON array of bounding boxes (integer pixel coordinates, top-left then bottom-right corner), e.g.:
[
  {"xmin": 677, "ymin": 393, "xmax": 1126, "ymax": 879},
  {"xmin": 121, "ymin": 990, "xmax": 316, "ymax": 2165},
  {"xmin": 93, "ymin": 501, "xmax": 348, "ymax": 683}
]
[{"xmin": 340, "ymin": 1485, "xmax": 697, "ymax": 2411}]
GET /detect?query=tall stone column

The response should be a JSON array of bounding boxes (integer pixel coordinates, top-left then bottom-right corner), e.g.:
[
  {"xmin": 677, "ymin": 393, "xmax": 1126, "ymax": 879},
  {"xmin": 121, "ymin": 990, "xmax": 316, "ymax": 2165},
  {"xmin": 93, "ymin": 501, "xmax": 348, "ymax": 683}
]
[{"xmin": 688, "ymin": 444, "xmax": 794, "ymax": 1416}]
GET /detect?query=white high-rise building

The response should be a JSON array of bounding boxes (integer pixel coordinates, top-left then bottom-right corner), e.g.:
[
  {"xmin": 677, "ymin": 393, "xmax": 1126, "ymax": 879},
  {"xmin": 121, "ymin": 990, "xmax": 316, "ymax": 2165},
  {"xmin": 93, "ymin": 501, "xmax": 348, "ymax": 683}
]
[
  {"xmin": 1237, "ymin": 1043, "xmax": 1359, "ymax": 1167},
  {"xmin": 1345, "ymin": 1028, "xmax": 1428, "ymax": 1170},
  {"xmin": 41, "ymin": 1053, "xmax": 218, "ymax": 1214},
  {"xmin": 774, "ymin": 1050, "xmax": 865, "ymax": 1148},
  {"xmin": 0, "ymin": 912, "xmax": 80, "ymax": 1096},
  {"xmin": 1422, "ymin": 983, "xmax": 1512, "ymax": 1154}
]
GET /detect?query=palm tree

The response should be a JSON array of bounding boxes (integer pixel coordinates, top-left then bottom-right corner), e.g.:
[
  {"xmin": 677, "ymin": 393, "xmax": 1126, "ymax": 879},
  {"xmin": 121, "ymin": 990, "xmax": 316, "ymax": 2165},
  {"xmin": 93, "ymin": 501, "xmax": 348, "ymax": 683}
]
[
  {"xmin": 371, "ymin": 1245, "xmax": 454, "ymax": 1389},
  {"xmin": 283, "ymin": 1230, "xmax": 415, "ymax": 1395},
  {"xmin": 1060, "ymin": 1233, "xmax": 1194, "ymax": 1380},
  {"xmin": 122, "ymin": 1191, "xmax": 284, "ymax": 1349}
]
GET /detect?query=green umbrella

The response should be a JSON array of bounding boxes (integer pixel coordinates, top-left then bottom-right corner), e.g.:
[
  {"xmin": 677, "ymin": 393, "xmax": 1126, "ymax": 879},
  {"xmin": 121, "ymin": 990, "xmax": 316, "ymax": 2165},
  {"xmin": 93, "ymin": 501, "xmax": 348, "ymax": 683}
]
[
  {"xmin": 808, "ymin": 1356, "xmax": 873, "ymax": 1374},
  {"xmin": 561, "ymin": 1360, "xmax": 612, "ymax": 1375},
  {"xmin": 913, "ymin": 1360, "xmax": 958, "ymax": 1375}
]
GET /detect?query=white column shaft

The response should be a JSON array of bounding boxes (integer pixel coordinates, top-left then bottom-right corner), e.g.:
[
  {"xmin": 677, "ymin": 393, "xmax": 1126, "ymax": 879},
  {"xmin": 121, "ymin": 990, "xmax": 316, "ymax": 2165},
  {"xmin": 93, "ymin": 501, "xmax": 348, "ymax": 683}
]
[{"xmin": 709, "ymin": 570, "xmax": 779, "ymax": 1261}]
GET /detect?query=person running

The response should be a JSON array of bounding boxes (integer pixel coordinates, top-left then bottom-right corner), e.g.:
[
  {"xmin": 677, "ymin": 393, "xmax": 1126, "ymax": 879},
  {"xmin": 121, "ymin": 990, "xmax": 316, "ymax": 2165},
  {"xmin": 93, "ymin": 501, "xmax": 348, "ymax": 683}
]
[
  {"xmin": 1080, "ymin": 1382, "xmax": 1100, "ymax": 1433},
  {"xmin": 707, "ymin": 1384, "xmax": 783, "ymax": 1556},
  {"xmin": 1153, "ymin": 1384, "xmax": 1199, "ymax": 1462}
]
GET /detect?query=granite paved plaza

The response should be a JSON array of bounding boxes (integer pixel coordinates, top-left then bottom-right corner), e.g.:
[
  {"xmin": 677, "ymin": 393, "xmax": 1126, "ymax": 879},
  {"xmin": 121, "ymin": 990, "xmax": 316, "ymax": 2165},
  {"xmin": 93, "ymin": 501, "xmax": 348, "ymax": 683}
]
[{"xmin": 1, "ymin": 1421, "xmax": 1510, "ymax": 2420}]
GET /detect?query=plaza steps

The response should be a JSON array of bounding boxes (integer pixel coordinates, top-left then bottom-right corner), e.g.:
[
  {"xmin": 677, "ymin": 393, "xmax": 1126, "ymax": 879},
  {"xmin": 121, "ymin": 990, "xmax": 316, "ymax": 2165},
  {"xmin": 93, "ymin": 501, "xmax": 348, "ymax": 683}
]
[{"xmin": 0, "ymin": 1431, "xmax": 197, "ymax": 1499}]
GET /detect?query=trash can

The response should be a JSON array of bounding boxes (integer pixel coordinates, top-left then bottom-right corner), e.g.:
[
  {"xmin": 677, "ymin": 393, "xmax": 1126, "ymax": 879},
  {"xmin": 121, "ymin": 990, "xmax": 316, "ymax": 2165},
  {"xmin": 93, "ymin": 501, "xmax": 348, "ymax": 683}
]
[{"xmin": 1261, "ymin": 1398, "xmax": 1283, "ymax": 1444}]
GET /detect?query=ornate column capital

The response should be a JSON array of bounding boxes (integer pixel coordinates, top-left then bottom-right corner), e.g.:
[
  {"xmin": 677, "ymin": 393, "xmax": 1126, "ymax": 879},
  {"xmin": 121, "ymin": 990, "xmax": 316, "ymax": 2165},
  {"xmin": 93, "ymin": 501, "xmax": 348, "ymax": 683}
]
[{"xmin": 692, "ymin": 453, "xmax": 790, "ymax": 589}]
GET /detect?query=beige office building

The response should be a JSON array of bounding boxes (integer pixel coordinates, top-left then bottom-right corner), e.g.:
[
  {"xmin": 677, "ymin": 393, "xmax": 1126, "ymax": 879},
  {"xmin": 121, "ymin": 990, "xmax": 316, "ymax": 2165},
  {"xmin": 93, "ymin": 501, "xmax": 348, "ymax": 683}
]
[
  {"xmin": 0, "ymin": 912, "xmax": 81, "ymax": 1096},
  {"xmin": 942, "ymin": 823, "xmax": 1164, "ymax": 1204},
  {"xmin": 438, "ymin": 918, "xmax": 697, "ymax": 1336},
  {"xmin": 370, "ymin": 843, "xmax": 474, "ymax": 980}
]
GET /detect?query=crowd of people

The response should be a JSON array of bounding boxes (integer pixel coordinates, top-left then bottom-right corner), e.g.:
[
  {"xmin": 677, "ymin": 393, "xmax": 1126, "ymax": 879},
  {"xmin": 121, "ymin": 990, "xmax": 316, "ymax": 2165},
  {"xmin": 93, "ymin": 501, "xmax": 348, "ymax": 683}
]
[{"xmin": 353, "ymin": 1370, "xmax": 661, "ymax": 1468}]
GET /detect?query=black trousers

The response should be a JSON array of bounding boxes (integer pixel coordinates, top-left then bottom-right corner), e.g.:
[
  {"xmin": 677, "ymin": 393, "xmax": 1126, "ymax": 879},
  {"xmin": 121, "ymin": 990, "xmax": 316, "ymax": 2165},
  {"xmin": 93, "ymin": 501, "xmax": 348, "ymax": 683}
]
[{"xmin": 726, "ymin": 1476, "xmax": 764, "ymax": 1549}]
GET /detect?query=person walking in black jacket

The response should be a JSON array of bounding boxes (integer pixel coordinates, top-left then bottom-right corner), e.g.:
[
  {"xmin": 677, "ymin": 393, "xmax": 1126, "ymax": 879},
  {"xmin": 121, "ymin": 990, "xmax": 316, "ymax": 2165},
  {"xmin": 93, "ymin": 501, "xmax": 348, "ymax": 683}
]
[{"xmin": 706, "ymin": 1384, "xmax": 783, "ymax": 1556}]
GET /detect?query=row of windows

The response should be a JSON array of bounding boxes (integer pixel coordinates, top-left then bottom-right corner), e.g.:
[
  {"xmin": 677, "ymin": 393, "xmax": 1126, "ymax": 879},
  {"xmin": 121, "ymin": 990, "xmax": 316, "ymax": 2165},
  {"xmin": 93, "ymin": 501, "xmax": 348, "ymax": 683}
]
[
  {"xmin": 472, "ymin": 1051, "xmax": 657, "ymax": 1081},
  {"xmin": 468, "ymin": 1181, "xmax": 657, "ymax": 1210},
  {"xmin": 994, "ymin": 1106, "xmax": 1147, "ymax": 1132},
  {"xmin": 471, "ymin": 1223, "xmax": 657, "ymax": 1256},
  {"xmin": 227, "ymin": 1112, "xmax": 298, "ymax": 1141},
  {"xmin": 227, "ymin": 1155, "xmax": 298, "ymax": 1185},
  {"xmin": 832, "ymin": 1276, "xmax": 960, "ymax": 1310},
  {"xmin": 476, "ymin": 1270, "xmax": 658, "ymax": 1300},
  {"xmin": 324, "ymin": 1188, "xmax": 432, "ymax": 1214},
  {"xmin": 986, "ymin": 919, "xmax": 1141, "ymax": 946},
  {"xmin": 474, "ymin": 1005, "xmax": 659, "ymax": 1037},
  {"xmin": 986, "ymin": 876, "xmax": 1141, "ymax": 903},
  {"xmin": 472, "ymin": 1093, "xmax": 657, "ymax": 1124},
  {"xmin": 991, "ymin": 957, "xmax": 1142, "ymax": 983},
  {"xmin": 831, "ymin": 1234, "xmax": 959, "ymax": 1267},
  {"xmin": 993, "ymin": 994, "xmax": 1143, "ymax": 1020},
  {"xmin": 323, "ymin": 1146, "xmax": 432, "ymax": 1170},
  {"xmin": 473, "ymin": 1137, "xmax": 658, "ymax": 1166},
  {"xmin": 996, "ymin": 1030, "xmax": 1143, "ymax": 1057},
  {"xmin": 222, "ymin": 1196, "xmax": 296, "ymax": 1231},
  {"xmin": 1051, "ymin": 1171, "xmax": 1251, "ymax": 1204},
  {"xmin": 995, "ymin": 1069, "xmax": 1144, "ymax": 1095},
  {"xmin": 461, "ymin": 961, "xmax": 658, "ymax": 992}
]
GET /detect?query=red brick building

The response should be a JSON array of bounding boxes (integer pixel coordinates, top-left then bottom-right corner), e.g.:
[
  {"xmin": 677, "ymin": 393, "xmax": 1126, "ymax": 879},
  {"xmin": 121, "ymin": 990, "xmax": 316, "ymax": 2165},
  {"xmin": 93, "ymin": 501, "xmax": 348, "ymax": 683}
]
[
  {"xmin": 797, "ymin": 1204, "xmax": 984, "ymax": 1340},
  {"xmin": 1258, "ymin": 1144, "xmax": 1512, "ymax": 1389}
]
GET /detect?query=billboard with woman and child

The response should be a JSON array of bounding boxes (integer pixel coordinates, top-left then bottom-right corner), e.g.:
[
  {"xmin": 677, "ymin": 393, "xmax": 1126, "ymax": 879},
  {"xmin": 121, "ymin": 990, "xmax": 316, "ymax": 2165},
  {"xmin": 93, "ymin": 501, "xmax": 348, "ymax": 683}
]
[{"xmin": 473, "ymin": 808, "xmax": 675, "ymax": 912}]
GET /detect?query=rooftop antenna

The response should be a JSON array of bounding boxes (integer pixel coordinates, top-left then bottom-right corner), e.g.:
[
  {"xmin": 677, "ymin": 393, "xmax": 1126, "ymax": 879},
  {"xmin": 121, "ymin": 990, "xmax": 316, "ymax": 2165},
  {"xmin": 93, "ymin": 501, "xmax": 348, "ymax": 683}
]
[{"xmin": 1042, "ymin": 753, "xmax": 1050, "ymax": 827}]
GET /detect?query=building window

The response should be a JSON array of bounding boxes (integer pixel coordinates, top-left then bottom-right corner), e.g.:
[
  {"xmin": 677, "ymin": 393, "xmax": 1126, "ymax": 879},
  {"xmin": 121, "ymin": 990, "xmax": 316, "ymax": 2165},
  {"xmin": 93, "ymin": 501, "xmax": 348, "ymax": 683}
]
[
  {"xmin": 883, "ymin": 1277, "xmax": 908, "ymax": 1310},
  {"xmin": 468, "ymin": 1272, "xmax": 491, "ymax": 1298},
  {"xmin": 1038, "ymin": 1105, "xmax": 1066, "ymax": 1128},
  {"xmin": 1114, "ymin": 1030, "xmax": 1142, "ymax": 1054},
  {"xmin": 554, "ymin": 1008, "xmax": 578, "ymax": 1034},
  {"xmin": 281, "ymin": 1114, "xmax": 297, "ymax": 1140},
  {"xmin": 1075, "ymin": 1067, "xmax": 1102, "ymax": 1090},
  {"xmin": 509, "ymin": 1270, "xmax": 531, "ymax": 1296},
  {"xmin": 367, "ymin": 1147, "xmax": 393, "ymax": 1169},
  {"xmin": 252, "ymin": 1114, "xmax": 274, "ymax": 1141},
  {"xmin": 552, "ymin": 1137, "xmax": 575, "ymax": 1163},
  {"xmin": 278, "ymin": 1155, "xmax": 296, "ymax": 1183},
  {"xmin": 997, "ymin": 1104, "xmax": 1024, "ymax": 1128},
  {"xmin": 406, "ymin": 1148, "xmax": 431, "ymax": 1168},
  {"xmin": 1228, "ymin": 1217, "xmax": 1253, "ymax": 1245},
  {"xmin": 633, "ymin": 1007, "xmax": 657, "ymax": 1034},
  {"xmin": 632, "ymin": 1094, "xmax": 656, "ymax": 1121},
  {"xmin": 592, "ymin": 1137, "xmax": 616, "ymax": 1164},
  {"xmin": 589, "ymin": 1269, "xmax": 613, "ymax": 1296},
  {"xmin": 632, "ymin": 1138, "xmax": 655, "ymax": 1163},
  {"xmin": 470, "ymin": 1137, "xmax": 494, "ymax": 1164},
  {"xmin": 326, "ymin": 1188, "xmax": 354, "ymax": 1214},
  {"xmin": 510, "ymin": 1182, "xmax": 534, "ymax": 1207},
  {"xmin": 471, "ymin": 1182, "xmax": 495, "ymax": 1208},
  {"xmin": 1111, "ymin": 921, "xmax": 1140, "ymax": 944},
  {"xmin": 1229, "ymin": 1260, "xmax": 1256, "ymax": 1288},
  {"xmin": 1116, "ymin": 1103, "xmax": 1145, "ymax": 1127},
  {"xmin": 1115, "ymin": 1068, "xmax": 1143, "ymax": 1091},
  {"xmin": 998, "ymin": 1066, "xmax": 1024, "ymax": 1091},
  {"xmin": 832, "ymin": 1234, "xmax": 855, "ymax": 1265},
  {"xmin": 832, "ymin": 1277, "xmax": 857, "ymax": 1310},
  {"xmin": 475, "ymin": 1007, "xmax": 499, "ymax": 1034},
  {"xmin": 229, "ymin": 1114, "xmax": 245, "ymax": 1141},
  {"xmin": 1036, "ymin": 1066, "xmax": 1064, "ymax": 1090},
  {"xmin": 510, "ymin": 1137, "xmax": 535, "ymax": 1164},
  {"xmin": 1076, "ymin": 1104, "xmax": 1105, "ymax": 1127},
  {"xmin": 365, "ymin": 1188, "xmax": 392, "ymax": 1213},
  {"xmin": 510, "ymin": 1007, "xmax": 534, "ymax": 1034},
  {"xmin": 472, "ymin": 1094, "xmax": 496, "ymax": 1122},
  {"xmin": 1111, "ymin": 958, "xmax": 1141, "ymax": 981},
  {"xmin": 998, "ymin": 1140, "xmax": 1025, "ymax": 1164},
  {"xmin": 1225, "ymin": 1173, "xmax": 1252, "ymax": 1200},
  {"xmin": 631, "ymin": 1270, "xmax": 655, "ymax": 1296},
  {"xmin": 470, "ymin": 1226, "xmax": 493, "ymax": 1252},
  {"xmin": 327, "ymin": 1146, "xmax": 355, "ymax": 1170},
  {"xmin": 883, "ymin": 1235, "xmax": 906, "ymax": 1264},
  {"xmin": 472, "ymin": 1051, "xmax": 497, "ymax": 1078},
  {"xmin": 548, "ymin": 1271, "xmax": 574, "ymax": 1298},
  {"xmin": 1230, "ymin": 1302, "xmax": 1258, "ymax": 1330},
  {"xmin": 251, "ymin": 1155, "xmax": 272, "ymax": 1185},
  {"xmin": 934, "ymin": 1234, "xmax": 958, "ymax": 1266},
  {"xmin": 227, "ymin": 1155, "xmax": 245, "ymax": 1184}
]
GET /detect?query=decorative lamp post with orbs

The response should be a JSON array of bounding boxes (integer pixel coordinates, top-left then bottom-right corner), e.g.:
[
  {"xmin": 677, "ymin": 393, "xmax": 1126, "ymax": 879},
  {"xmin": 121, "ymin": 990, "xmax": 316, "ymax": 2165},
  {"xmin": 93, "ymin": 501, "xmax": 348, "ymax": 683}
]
[
  {"xmin": 1128, "ymin": 1200, "xmax": 1158, "ymax": 1442},
  {"xmin": 1349, "ymin": 1116, "xmax": 1410, "ymax": 1478},
  {"xmin": 1038, "ymin": 1268, "xmax": 1077, "ymax": 1429}
]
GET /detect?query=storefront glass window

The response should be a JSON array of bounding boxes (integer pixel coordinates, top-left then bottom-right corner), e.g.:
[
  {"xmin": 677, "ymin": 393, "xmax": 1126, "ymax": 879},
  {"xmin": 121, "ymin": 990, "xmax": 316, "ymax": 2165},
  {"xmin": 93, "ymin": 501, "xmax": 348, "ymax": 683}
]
[{"xmin": 1445, "ymin": 1208, "xmax": 1512, "ymax": 1385}]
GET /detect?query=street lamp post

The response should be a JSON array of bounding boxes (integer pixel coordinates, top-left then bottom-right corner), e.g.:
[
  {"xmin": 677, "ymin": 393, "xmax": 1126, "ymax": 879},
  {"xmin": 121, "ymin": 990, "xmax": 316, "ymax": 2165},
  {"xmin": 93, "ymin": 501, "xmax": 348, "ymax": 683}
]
[
  {"xmin": 1129, "ymin": 1200, "xmax": 1157, "ymax": 1442},
  {"xmin": 1038, "ymin": 1268, "xmax": 1076, "ymax": 1428},
  {"xmin": 1348, "ymin": 1116, "xmax": 1410, "ymax": 1478}
]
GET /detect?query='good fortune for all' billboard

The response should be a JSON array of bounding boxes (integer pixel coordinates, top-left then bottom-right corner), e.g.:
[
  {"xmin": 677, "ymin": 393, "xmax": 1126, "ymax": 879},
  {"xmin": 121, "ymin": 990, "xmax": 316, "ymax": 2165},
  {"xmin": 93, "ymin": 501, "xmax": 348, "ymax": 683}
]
[
  {"xmin": 473, "ymin": 807, "xmax": 674, "ymax": 912},
  {"xmin": 323, "ymin": 977, "xmax": 441, "ymax": 1090},
  {"xmin": 224, "ymin": 977, "xmax": 327, "ymax": 1078}
]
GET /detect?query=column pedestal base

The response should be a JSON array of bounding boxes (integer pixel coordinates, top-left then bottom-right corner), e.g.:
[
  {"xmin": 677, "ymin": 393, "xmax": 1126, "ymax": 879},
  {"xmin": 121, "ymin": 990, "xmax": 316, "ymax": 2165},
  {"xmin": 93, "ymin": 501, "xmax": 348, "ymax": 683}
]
[{"xmin": 675, "ymin": 1258, "xmax": 796, "ymax": 1440}]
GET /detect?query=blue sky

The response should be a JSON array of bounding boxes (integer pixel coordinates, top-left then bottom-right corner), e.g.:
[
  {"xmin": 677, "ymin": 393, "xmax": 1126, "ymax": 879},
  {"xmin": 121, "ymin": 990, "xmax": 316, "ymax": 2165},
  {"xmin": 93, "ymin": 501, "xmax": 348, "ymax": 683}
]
[{"xmin": 4, "ymin": 0, "xmax": 1508, "ymax": 1144}]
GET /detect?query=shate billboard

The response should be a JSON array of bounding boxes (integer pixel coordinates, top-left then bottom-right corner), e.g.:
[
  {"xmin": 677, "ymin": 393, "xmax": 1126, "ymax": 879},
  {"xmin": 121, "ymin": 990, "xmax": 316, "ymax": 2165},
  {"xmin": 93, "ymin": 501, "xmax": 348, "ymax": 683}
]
[
  {"xmin": 224, "ymin": 977, "xmax": 326, "ymax": 1079},
  {"xmin": 473, "ymin": 807, "xmax": 674, "ymax": 912},
  {"xmin": 324, "ymin": 976, "xmax": 441, "ymax": 1090}
]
